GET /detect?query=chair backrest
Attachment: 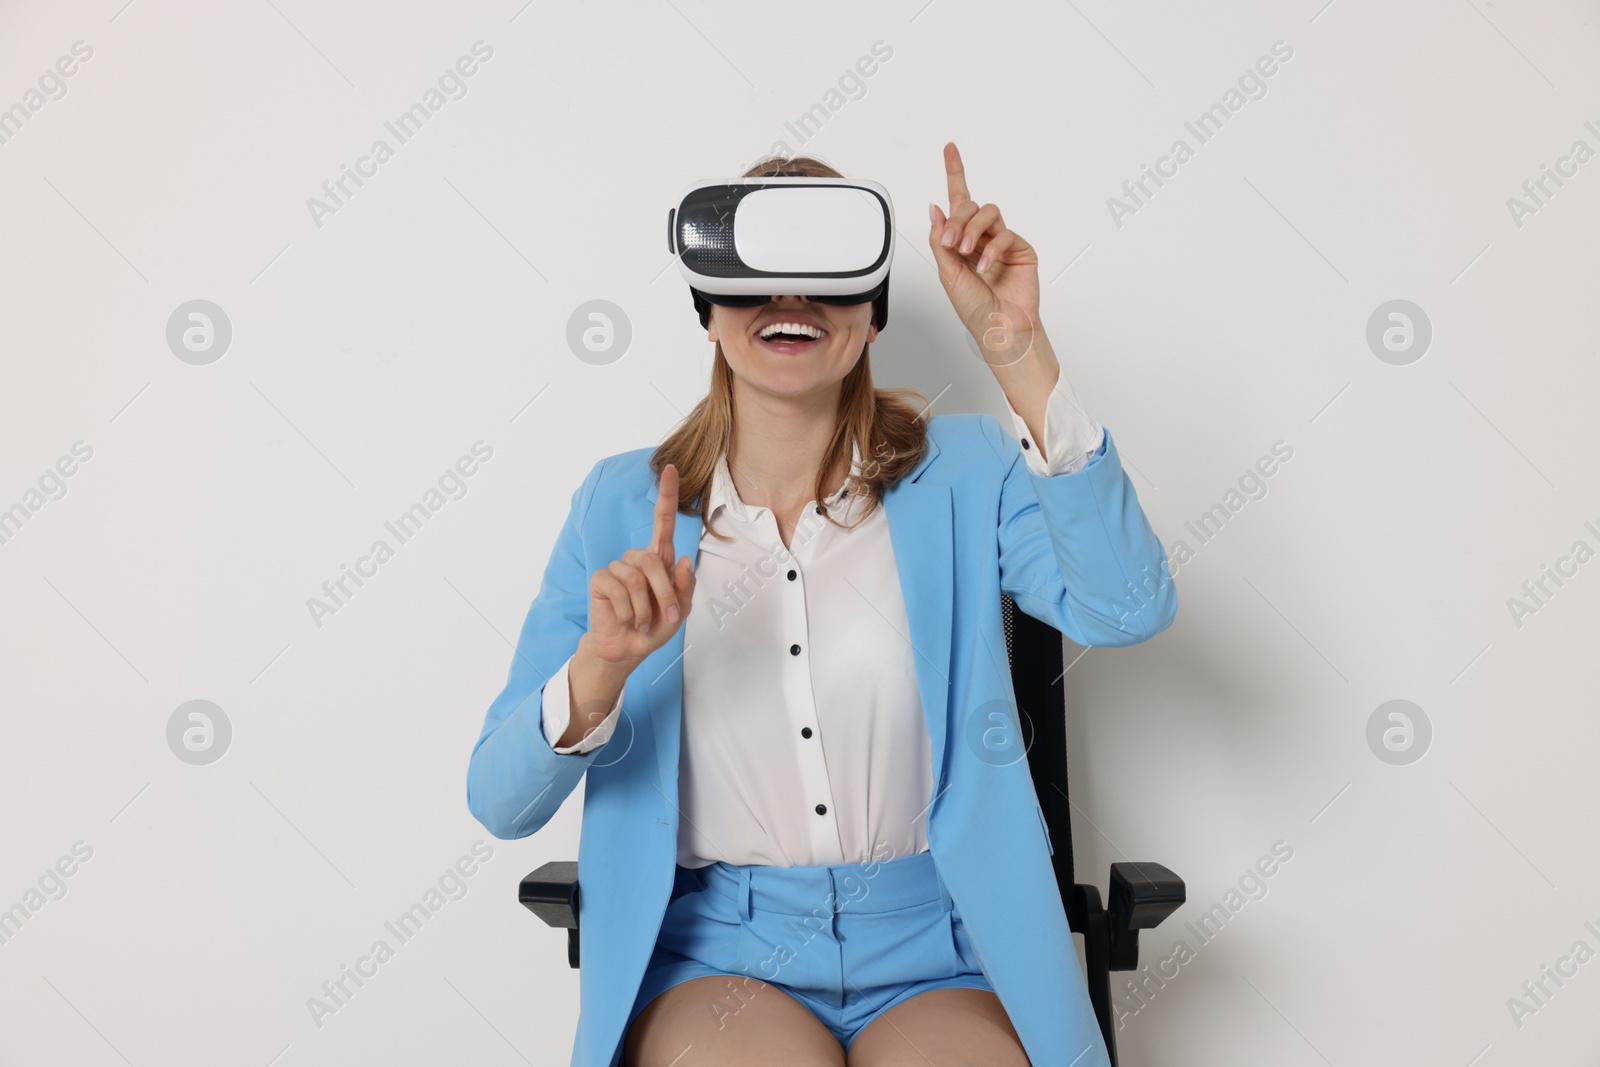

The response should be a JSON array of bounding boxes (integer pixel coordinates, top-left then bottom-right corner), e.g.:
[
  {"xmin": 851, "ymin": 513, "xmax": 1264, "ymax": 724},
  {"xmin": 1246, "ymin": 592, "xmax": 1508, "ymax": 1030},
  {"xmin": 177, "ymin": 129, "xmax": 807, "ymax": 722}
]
[{"xmin": 999, "ymin": 593, "xmax": 1079, "ymax": 923}]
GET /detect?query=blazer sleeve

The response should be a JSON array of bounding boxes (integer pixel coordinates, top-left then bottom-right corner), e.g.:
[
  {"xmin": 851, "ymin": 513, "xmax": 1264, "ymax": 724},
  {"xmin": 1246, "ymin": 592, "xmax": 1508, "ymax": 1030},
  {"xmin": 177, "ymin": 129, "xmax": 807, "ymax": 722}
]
[
  {"xmin": 986, "ymin": 415, "xmax": 1177, "ymax": 647},
  {"xmin": 466, "ymin": 456, "xmax": 614, "ymax": 839}
]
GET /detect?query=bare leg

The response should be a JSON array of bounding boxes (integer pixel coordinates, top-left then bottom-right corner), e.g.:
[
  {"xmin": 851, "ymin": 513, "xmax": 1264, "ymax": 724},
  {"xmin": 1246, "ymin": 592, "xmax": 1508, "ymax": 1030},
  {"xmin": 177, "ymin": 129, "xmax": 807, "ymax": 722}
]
[
  {"xmin": 624, "ymin": 974, "xmax": 848, "ymax": 1067},
  {"xmin": 845, "ymin": 987, "xmax": 1033, "ymax": 1067}
]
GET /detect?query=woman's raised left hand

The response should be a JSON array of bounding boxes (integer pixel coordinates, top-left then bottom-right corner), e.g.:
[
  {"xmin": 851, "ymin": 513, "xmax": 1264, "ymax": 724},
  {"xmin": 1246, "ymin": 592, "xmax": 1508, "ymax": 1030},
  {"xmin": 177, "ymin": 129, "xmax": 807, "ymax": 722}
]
[{"xmin": 927, "ymin": 141, "xmax": 1041, "ymax": 366}]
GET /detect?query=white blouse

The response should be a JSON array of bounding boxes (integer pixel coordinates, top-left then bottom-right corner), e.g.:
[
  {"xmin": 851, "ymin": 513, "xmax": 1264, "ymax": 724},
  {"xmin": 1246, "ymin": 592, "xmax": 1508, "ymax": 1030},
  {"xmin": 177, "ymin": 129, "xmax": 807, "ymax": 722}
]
[{"xmin": 540, "ymin": 374, "xmax": 1103, "ymax": 868}]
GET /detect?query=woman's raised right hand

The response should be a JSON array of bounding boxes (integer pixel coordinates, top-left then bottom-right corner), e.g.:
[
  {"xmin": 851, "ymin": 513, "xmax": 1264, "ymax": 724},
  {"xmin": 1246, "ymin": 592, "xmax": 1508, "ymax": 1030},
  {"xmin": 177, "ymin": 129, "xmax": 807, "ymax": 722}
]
[{"xmin": 584, "ymin": 463, "xmax": 697, "ymax": 667}]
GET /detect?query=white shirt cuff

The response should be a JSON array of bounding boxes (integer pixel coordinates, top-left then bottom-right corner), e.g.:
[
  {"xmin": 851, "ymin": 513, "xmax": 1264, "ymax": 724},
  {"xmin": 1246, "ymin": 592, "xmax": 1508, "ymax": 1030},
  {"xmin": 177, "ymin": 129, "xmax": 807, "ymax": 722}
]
[
  {"xmin": 541, "ymin": 654, "xmax": 624, "ymax": 755},
  {"xmin": 1005, "ymin": 369, "xmax": 1104, "ymax": 476}
]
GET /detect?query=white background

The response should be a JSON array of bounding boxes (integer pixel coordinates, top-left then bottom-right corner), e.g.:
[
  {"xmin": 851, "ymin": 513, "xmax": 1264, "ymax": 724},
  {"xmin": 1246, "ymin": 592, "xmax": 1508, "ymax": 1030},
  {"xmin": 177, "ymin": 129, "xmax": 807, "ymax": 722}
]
[{"xmin": 1, "ymin": 0, "xmax": 1597, "ymax": 1064}]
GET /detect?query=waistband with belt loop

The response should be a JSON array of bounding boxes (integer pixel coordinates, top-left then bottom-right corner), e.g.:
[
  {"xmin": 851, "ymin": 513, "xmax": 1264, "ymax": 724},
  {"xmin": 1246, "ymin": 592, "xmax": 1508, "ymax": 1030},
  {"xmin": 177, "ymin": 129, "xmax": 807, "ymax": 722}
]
[{"xmin": 697, "ymin": 849, "xmax": 951, "ymax": 919}]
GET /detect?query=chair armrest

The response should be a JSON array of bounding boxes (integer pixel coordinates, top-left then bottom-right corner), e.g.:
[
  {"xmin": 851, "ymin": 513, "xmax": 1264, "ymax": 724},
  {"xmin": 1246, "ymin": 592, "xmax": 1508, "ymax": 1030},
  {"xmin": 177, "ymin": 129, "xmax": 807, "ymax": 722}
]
[
  {"xmin": 520, "ymin": 860, "xmax": 582, "ymax": 970},
  {"xmin": 1106, "ymin": 861, "xmax": 1185, "ymax": 971},
  {"xmin": 1108, "ymin": 861, "xmax": 1184, "ymax": 930},
  {"xmin": 520, "ymin": 860, "xmax": 579, "ymax": 929}
]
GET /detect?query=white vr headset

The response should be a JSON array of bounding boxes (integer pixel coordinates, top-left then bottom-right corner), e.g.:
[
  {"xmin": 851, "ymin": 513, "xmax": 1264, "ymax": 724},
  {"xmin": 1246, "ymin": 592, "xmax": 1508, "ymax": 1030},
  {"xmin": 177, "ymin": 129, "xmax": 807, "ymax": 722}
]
[{"xmin": 669, "ymin": 171, "xmax": 895, "ymax": 331}]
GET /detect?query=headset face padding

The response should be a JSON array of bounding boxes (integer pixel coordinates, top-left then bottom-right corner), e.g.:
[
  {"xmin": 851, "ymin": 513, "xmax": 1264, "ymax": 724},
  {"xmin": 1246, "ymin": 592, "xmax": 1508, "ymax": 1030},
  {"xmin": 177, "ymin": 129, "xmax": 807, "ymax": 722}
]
[{"xmin": 691, "ymin": 276, "xmax": 889, "ymax": 332}]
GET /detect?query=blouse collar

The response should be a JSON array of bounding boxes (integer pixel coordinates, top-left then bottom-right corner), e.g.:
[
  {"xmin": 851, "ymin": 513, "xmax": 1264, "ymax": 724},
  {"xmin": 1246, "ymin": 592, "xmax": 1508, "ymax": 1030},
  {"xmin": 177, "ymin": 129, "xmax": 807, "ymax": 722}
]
[{"xmin": 707, "ymin": 436, "xmax": 865, "ymax": 526}]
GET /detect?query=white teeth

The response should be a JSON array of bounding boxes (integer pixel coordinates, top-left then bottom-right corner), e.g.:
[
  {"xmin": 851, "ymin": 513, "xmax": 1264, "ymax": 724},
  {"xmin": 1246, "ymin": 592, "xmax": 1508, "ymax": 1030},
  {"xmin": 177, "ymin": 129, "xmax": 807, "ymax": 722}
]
[{"xmin": 759, "ymin": 322, "xmax": 825, "ymax": 340}]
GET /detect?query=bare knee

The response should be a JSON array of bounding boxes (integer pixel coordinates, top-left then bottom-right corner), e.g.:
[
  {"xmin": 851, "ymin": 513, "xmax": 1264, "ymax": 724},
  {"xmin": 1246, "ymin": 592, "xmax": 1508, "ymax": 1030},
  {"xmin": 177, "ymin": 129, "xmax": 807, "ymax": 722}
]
[{"xmin": 625, "ymin": 975, "xmax": 846, "ymax": 1067}]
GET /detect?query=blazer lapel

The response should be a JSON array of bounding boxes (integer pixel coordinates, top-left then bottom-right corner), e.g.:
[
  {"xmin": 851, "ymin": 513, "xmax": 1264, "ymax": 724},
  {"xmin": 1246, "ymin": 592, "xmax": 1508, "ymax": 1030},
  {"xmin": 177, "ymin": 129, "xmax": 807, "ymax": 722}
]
[
  {"xmin": 630, "ymin": 486, "xmax": 706, "ymax": 806},
  {"xmin": 631, "ymin": 433, "xmax": 950, "ymax": 818},
  {"xmin": 881, "ymin": 439, "xmax": 952, "ymax": 804}
]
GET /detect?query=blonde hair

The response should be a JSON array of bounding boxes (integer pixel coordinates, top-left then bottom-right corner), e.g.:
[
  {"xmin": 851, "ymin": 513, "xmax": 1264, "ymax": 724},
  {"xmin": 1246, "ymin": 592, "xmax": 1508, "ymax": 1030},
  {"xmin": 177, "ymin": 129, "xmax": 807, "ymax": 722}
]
[{"xmin": 650, "ymin": 155, "xmax": 930, "ymax": 541}]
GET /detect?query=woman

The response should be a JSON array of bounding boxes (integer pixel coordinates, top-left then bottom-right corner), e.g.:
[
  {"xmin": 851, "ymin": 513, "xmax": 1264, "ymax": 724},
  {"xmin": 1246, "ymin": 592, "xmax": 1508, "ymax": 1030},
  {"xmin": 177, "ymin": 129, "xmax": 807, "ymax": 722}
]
[{"xmin": 466, "ymin": 143, "xmax": 1177, "ymax": 1067}]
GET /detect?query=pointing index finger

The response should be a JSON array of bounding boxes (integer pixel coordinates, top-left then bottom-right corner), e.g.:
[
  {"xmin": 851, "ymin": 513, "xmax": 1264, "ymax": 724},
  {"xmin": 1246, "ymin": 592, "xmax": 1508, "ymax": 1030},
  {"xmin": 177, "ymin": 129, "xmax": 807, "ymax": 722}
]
[
  {"xmin": 944, "ymin": 141, "xmax": 971, "ymax": 208},
  {"xmin": 652, "ymin": 463, "xmax": 679, "ymax": 558}
]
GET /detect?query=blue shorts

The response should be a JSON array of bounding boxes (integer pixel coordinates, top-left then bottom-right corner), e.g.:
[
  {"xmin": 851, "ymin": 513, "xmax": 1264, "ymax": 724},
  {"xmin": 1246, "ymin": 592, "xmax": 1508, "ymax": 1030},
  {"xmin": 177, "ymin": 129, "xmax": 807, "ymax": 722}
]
[{"xmin": 624, "ymin": 849, "xmax": 995, "ymax": 1053}]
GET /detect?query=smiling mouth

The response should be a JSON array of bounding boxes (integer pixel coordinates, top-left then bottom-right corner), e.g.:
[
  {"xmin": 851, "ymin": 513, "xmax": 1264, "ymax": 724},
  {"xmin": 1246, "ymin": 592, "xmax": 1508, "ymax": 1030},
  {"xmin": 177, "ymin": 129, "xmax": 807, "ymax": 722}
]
[{"xmin": 756, "ymin": 321, "xmax": 828, "ymax": 354}]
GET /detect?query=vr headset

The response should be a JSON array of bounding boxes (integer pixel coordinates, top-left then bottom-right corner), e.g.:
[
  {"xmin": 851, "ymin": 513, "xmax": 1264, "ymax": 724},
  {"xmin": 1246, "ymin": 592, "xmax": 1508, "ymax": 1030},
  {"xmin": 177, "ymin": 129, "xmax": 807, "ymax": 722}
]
[{"xmin": 669, "ymin": 170, "xmax": 894, "ymax": 331}]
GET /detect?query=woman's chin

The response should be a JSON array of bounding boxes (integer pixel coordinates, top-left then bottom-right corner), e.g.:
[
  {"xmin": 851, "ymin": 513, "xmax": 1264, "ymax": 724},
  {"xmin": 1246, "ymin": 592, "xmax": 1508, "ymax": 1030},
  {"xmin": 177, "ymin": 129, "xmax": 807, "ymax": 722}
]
[
  {"xmin": 724, "ymin": 342, "xmax": 860, "ymax": 399},
  {"xmin": 742, "ymin": 369, "xmax": 842, "ymax": 402}
]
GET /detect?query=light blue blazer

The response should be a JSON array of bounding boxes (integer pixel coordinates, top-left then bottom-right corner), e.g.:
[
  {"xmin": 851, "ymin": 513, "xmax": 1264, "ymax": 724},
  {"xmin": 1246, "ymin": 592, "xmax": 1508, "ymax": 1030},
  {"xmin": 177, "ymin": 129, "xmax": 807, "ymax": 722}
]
[{"xmin": 466, "ymin": 412, "xmax": 1177, "ymax": 1067}]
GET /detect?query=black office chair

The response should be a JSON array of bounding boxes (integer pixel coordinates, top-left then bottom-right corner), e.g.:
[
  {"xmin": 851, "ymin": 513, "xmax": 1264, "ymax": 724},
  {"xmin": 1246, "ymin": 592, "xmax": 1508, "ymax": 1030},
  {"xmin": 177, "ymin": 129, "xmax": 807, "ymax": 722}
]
[{"xmin": 521, "ymin": 593, "xmax": 1186, "ymax": 1066}]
